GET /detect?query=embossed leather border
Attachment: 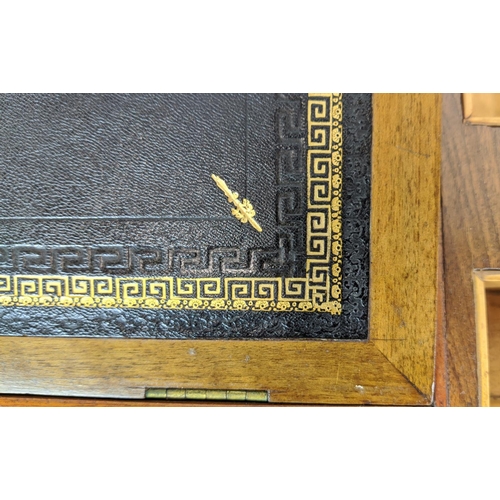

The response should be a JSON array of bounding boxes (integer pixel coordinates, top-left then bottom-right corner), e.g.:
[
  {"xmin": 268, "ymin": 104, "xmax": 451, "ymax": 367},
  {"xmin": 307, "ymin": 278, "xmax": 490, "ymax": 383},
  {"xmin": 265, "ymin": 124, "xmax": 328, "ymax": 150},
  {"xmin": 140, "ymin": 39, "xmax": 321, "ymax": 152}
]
[{"xmin": 0, "ymin": 94, "xmax": 344, "ymax": 315}]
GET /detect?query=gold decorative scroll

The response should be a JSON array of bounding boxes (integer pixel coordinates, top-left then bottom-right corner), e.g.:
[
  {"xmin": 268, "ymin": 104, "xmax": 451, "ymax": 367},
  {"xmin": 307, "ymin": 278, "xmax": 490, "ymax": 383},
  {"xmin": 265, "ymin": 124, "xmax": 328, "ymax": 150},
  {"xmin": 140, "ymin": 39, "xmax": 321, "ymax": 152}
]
[{"xmin": 211, "ymin": 174, "xmax": 263, "ymax": 233}]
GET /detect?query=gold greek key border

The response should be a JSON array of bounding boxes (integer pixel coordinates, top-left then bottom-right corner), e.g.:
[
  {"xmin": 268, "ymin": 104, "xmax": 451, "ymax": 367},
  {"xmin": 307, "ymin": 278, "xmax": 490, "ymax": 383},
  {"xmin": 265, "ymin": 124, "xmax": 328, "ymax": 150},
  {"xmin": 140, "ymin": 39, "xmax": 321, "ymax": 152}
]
[
  {"xmin": 306, "ymin": 93, "xmax": 343, "ymax": 314},
  {"xmin": 0, "ymin": 94, "xmax": 342, "ymax": 314}
]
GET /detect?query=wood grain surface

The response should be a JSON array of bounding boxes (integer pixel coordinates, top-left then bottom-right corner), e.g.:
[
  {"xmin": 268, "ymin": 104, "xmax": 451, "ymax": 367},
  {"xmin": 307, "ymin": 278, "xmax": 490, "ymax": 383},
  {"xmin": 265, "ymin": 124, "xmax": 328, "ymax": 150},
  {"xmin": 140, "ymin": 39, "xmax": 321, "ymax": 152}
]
[
  {"xmin": 0, "ymin": 338, "xmax": 428, "ymax": 405},
  {"xmin": 441, "ymin": 93, "xmax": 500, "ymax": 406},
  {"xmin": 370, "ymin": 93, "xmax": 440, "ymax": 397},
  {"xmin": 0, "ymin": 94, "xmax": 441, "ymax": 406}
]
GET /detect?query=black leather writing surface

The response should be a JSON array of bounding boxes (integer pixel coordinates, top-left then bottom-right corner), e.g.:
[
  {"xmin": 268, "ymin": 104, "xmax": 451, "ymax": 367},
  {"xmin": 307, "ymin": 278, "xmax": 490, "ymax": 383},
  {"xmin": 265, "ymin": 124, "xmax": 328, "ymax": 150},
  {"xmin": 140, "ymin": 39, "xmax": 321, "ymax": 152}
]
[{"xmin": 0, "ymin": 93, "xmax": 372, "ymax": 339}]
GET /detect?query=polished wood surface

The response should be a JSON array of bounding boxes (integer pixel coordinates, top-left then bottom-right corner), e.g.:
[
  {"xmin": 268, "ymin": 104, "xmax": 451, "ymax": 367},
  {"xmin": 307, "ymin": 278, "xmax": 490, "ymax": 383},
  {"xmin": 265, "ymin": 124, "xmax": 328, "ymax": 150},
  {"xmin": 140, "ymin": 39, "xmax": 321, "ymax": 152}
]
[
  {"xmin": 370, "ymin": 93, "xmax": 440, "ymax": 396},
  {"xmin": 0, "ymin": 94, "xmax": 441, "ymax": 406},
  {"xmin": 441, "ymin": 93, "xmax": 500, "ymax": 406},
  {"xmin": 0, "ymin": 338, "xmax": 429, "ymax": 405}
]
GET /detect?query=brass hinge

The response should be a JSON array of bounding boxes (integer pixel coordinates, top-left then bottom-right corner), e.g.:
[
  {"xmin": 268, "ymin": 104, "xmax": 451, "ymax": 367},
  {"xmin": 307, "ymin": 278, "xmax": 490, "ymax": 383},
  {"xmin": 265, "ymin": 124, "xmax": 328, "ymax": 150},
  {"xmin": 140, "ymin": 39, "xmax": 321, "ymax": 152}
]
[{"xmin": 145, "ymin": 388, "xmax": 269, "ymax": 403}]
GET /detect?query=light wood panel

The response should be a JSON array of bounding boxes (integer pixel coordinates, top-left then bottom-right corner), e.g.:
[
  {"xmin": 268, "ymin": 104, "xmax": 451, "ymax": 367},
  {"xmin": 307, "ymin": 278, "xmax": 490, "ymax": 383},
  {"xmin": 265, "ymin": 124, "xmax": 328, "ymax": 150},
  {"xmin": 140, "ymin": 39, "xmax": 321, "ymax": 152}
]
[
  {"xmin": 463, "ymin": 93, "xmax": 500, "ymax": 126},
  {"xmin": 0, "ymin": 338, "xmax": 428, "ymax": 405},
  {"xmin": 371, "ymin": 93, "xmax": 441, "ymax": 397},
  {"xmin": 472, "ymin": 272, "xmax": 500, "ymax": 407}
]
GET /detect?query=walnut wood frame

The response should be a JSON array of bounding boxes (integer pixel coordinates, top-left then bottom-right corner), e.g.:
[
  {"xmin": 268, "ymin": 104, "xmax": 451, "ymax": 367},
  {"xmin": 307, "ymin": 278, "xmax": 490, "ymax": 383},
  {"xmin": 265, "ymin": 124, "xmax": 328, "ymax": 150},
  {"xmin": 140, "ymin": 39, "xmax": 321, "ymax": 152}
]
[{"xmin": 0, "ymin": 94, "xmax": 441, "ymax": 406}]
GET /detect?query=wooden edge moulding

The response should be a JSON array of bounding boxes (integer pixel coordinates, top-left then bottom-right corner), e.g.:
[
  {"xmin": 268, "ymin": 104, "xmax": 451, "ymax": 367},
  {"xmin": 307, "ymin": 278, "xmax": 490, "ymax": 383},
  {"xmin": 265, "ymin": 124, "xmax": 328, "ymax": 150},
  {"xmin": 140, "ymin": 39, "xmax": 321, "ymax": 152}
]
[
  {"xmin": 0, "ymin": 94, "xmax": 442, "ymax": 406},
  {"xmin": 473, "ymin": 270, "xmax": 500, "ymax": 407},
  {"xmin": 463, "ymin": 93, "xmax": 500, "ymax": 127}
]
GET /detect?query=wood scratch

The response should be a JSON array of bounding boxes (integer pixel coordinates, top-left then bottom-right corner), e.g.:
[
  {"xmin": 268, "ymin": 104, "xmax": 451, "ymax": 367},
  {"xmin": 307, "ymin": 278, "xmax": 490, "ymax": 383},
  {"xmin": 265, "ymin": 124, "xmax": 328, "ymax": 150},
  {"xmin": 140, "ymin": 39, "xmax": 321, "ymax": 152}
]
[
  {"xmin": 395, "ymin": 145, "xmax": 431, "ymax": 159},
  {"xmin": 335, "ymin": 363, "xmax": 341, "ymax": 385}
]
